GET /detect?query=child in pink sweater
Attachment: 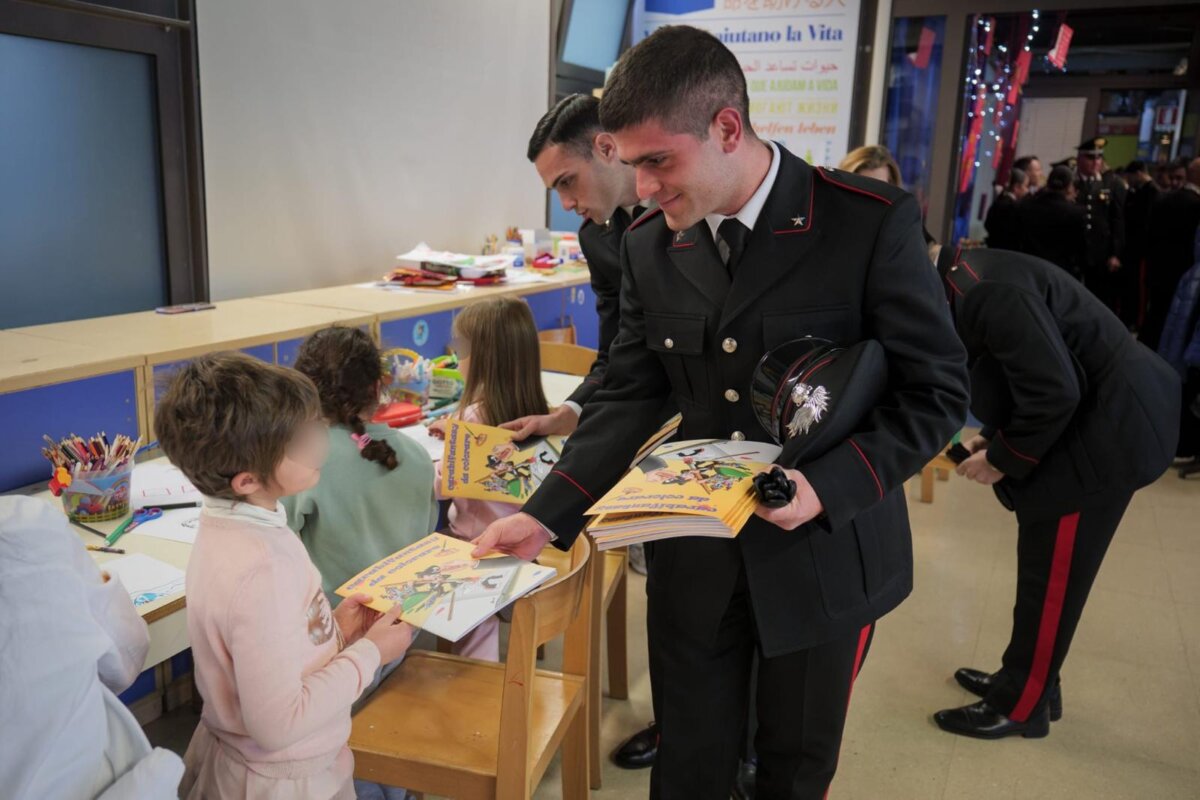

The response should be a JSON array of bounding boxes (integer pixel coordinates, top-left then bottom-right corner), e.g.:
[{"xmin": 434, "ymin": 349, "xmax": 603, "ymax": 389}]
[
  {"xmin": 430, "ymin": 298, "xmax": 552, "ymax": 661},
  {"xmin": 156, "ymin": 353, "xmax": 414, "ymax": 800}
]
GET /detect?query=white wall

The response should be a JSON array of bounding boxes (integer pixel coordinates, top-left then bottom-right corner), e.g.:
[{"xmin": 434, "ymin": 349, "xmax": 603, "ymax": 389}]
[{"xmin": 196, "ymin": 0, "xmax": 550, "ymax": 300}]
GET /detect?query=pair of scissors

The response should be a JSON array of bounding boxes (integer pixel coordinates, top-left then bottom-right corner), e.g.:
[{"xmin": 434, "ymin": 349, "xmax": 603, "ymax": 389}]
[{"xmin": 106, "ymin": 507, "xmax": 163, "ymax": 546}]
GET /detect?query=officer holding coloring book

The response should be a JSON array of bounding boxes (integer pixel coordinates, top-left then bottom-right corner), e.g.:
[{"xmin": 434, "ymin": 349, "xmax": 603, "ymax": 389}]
[{"xmin": 472, "ymin": 26, "xmax": 967, "ymax": 800}]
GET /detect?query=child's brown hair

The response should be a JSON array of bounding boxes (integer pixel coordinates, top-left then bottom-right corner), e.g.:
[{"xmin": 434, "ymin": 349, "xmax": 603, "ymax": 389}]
[
  {"xmin": 453, "ymin": 297, "xmax": 550, "ymax": 425},
  {"xmin": 293, "ymin": 326, "xmax": 398, "ymax": 470},
  {"xmin": 155, "ymin": 352, "xmax": 320, "ymax": 500}
]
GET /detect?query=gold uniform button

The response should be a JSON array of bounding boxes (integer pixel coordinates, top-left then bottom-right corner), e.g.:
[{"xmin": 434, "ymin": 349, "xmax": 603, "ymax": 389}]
[
  {"xmin": 725, "ymin": 389, "xmax": 740, "ymax": 403},
  {"xmin": 731, "ymin": 431, "xmax": 746, "ymax": 441},
  {"xmin": 664, "ymin": 338, "xmax": 674, "ymax": 349},
  {"xmin": 722, "ymin": 337, "xmax": 737, "ymax": 353}
]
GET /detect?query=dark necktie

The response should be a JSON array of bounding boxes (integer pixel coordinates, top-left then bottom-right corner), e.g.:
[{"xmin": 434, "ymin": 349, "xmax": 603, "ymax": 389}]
[
  {"xmin": 632, "ymin": 204, "xmax": 647, "ymax": 220},
  {"xmin": 718, "ymin": 218, "xmax": 750, "ymax": 274}
]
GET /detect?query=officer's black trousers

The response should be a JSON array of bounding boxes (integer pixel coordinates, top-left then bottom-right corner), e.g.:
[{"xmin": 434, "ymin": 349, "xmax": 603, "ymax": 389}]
[
  {"xmin": 985, "ymin": 489, "xmax": 1133, "ymax": 721},
  {"xmin": 647, "ymin": 553, "xmax": 874, "ymax": 800}
]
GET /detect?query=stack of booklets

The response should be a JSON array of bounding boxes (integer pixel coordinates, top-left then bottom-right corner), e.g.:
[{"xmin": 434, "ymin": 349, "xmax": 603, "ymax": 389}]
[
  {"xmin": 393, "ymin": 245, "xmax": 511, "ymax": 285},
  {"xmin": 439, "ymin": 420, "xmax": 567, "ymax": 503},
  {"xmin": 379, "ymin": 266, "xmax": 457, "ymax": 290},
  {"xmin": 336, "ymin": 533, "xmax": 556, "ymax": 642},
  {"xmin": 585, "ymin": 439, "xmax": 781, "ymax": 549}
]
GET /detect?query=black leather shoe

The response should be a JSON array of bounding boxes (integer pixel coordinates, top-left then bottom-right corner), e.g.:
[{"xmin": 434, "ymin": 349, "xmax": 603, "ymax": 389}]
[
  {"xmin": 731, "ymin": 758, "xmax": 756, "ymax": 800},
  {"xmin": 954, "ymin": 667, "xmax": 1063, "ymax": 721},
  {"xmin": 611, "ymin": 722, "xmax": 658, "ymax": 769},
  {"xmin": 933, "ymin": 700, "xmax": 1050, "ymax": 740}
]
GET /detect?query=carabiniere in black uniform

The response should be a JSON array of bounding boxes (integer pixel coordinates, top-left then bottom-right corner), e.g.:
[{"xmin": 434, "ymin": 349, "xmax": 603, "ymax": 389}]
[
  {"xmin": 933, "ymin": 246, "xmax": 1179, "ymax": 738},
  {"xmin": 565, "ymin": 206, "xmax": 642, "ymax": 407},
  {"xmin": 523, "ymin": 145, "xmax": 968, "ymax": 799},
  {"xmin": 1075, "ymin": 138, "xmax": 1127, "ymax": 312}
]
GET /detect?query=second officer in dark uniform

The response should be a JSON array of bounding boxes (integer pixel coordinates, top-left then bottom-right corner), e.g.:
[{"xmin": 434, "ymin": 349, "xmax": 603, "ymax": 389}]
[
  {"xmin": 526, "ymin": 93, "xmax": 645, "ymax": 430},
  {"xmin": 1075, "ymin": 137, "xmax": 1128, "ymax": 311},
  {"xmin": 929, "ymin": 243, "xmax": 1179, "ymax": 739}
]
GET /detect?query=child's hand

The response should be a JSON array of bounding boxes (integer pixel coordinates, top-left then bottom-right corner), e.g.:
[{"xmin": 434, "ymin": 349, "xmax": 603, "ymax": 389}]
[
  {"xmin": 333, "ymin": 593, "xmax": 379, "ymax": 645},
  {"xmin": 427, "ymin": 419, "xmax": 447, "ymax": 440},
  {"xmin": 363, "ymin": 605, "xmax": 416, "ymax": 663}
]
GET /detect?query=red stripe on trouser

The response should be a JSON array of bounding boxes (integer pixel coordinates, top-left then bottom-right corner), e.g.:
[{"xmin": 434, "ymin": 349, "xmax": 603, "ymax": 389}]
[
  {"xmin": 1010, "ymin": 511, "xmax": 1080, "ymax": 722},
  {"xmin": 824, "ymin": 624, "xmax": 873, "ymax": 800}
]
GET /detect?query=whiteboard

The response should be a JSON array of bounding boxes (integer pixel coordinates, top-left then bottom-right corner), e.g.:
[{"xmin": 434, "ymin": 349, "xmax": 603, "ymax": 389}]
[
  {"xmin": 1016, "ymin": 97, "xmax": 1088, "ymax": 168},
  {"xmin": 196, "ymin": 0, "xmax": 550, "ymax": 301}
]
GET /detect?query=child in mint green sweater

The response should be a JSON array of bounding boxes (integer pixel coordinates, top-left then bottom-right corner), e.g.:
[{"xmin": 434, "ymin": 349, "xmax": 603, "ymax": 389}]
[{"xmin": 284, "ymin": 327, "xmax": 439, "ymax": 605}]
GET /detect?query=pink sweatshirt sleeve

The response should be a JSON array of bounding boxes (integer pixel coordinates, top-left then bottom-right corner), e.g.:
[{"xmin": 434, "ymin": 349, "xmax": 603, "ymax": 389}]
[{"xmin": 226, "ymin": 558, "xmax": 381, "ymax": 753}]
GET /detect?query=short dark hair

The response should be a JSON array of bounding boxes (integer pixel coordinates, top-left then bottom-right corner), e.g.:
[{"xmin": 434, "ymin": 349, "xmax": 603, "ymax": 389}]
[
  {"xmin": 1013, "ymin": 155, "xmax": 1039, "ymax": 172},
  {"xmin": 155, "ymin": 352, "xmax": 320, "ymax": 499},
  {"xmin": 1046, "ymin": 165, "xmax": 1074, "ymax": 192},
  {"xmin": 1007, "ymin": 167, "xmax": 1027, "ymax": 188},
  {"xmin": 599, "ymin": 25, "xmax": 751, "ymax": 138},
  {"xmin": 527, "ymin": 94, "xmax": 602, "ymax": 162},
  {"xmin": 1126, "ymin": 160, "xmax": 1147, "ymax": 174}
]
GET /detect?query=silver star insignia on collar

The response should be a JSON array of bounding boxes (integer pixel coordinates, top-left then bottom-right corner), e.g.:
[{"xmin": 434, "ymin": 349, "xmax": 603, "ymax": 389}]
[
  {"xmin": 675, "ymin": 231, "xmax": 686, "ymax": 242},
  {"xmin": 792, "ymin": 215, "xmax": 807, "ymax": 227}
]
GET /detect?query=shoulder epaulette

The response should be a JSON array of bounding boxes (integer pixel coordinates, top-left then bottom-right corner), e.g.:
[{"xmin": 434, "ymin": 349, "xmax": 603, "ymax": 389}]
[
  {"xmin": 815, "ymin": 166, "xmax": 896, "ymax": 206},
  {"xmin": 628, "ymin": 206, "xmax": 664, "ymax": 231}
]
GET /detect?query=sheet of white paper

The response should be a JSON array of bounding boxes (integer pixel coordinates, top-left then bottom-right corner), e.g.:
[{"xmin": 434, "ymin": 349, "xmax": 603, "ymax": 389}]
[
  {"xmin": 503, "ymin": 269, "xmax": 552, "ymax": 285},
  {"xmin": 130, "ymin": 507, "xmax": 202, "ymax": 545},
  {"xmin": 397, "ymin": 424, "xmax": 446, "ymax": 462},
  {"xmin": 132, "ymin": 462, "xmax": 202, "ymax": 509},
  {"xmin": 103, "ymin": 553, "xmax": 186, "ymax": 607}
]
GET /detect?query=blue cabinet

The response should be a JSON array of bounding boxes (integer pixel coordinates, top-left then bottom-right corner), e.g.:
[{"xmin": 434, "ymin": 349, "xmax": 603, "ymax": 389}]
[
  {"xmin": 566, "ymin": 284, "xmax": 600, "ymax": 349},
  {"xmin": 0, "ymin": 370, "xmax": 139, "ymax": 492},
  {"xmin": 150, "ymin": 344, "xmax": 275, "ymax": 405},
  {"xmin": 524, "ymin": 288, "xmax": 568, "ymax": 332},
  {"xmin": 379, "ymin": 311, "xmax": 454, "ymax": 358}
]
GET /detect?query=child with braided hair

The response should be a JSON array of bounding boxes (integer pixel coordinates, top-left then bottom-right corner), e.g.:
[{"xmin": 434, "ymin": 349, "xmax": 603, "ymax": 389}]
[{"xmin": 284, "ymin": 326, "xmax": 439, "ymax": 606}]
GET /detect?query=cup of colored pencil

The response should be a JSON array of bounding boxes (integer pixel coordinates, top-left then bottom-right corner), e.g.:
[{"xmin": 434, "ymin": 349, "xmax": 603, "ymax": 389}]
[{"xmin": 43, "ymin": 432, "xmax": 141, "ymax": 522}]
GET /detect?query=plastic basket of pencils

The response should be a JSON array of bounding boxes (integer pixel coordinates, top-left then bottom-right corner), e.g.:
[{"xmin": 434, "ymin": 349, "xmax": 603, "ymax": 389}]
[
  {"xmin": 43, "ymin": 433, "xmax": 140, "ymax": 522},
  {"xmin": 381, "ymin": 347, "xmax": 433, "ymax": 406}
]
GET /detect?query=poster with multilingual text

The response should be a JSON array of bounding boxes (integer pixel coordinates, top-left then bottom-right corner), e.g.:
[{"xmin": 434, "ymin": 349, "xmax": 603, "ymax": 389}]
[{"xmin": 638, "ymin": 0, "xmax": 862, "ymax": 167}]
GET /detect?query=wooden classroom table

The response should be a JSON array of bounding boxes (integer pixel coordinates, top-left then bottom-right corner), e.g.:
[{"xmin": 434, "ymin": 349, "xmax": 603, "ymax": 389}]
[{"xmin": 6, "ymin": 371, "xmax": 583, "ymax": 672}]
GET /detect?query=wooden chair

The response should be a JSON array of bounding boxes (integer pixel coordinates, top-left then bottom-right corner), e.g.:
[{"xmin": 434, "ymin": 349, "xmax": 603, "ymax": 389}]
[
  {"xmin": 537, "ymin": 325, "xmax": 577, "ymax": 345},
  {"xmin": 350, "ymin": 536, "xmax": 594, "ymax": 799},
  {"xmin": 536, "ymin": 338, "xmax": 629, "ymax": 788},
  {"xmin": 917, "ymin": 452, "xmax": 956, "ymax": 503},
  {"xmin": 538, "ymin": 341, "xmax": 597, "ymax": 377}
]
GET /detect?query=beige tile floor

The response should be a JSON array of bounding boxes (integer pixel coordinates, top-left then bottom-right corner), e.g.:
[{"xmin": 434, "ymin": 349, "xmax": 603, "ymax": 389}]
[
  {"xmin": 147, "ymin": 467, "xmax": 1200, "ymax": 799},
  {"xmin": 527, "ymin": 468, "xmax": 1200, "ymax": 800}
]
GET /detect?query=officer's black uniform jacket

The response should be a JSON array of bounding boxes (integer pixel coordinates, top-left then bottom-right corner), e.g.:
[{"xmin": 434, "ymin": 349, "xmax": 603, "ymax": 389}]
[
  {"xmin": 566, "ymin": 209, "xmax": 632, "ymax": 407},
  {"xmin": 1018, "ymin": 190, "xmax": 1087, "ymax": 278},
  {"xmin": 524, "ymin": 146, "xmax": 969, "ymax": 656},
  {"xmin": 1075, "ymin": 171, "xmax": 1127, "ymax": 272},
  {"xmin": 936, "ymin": 246, "xmax": 1179, "ymax": 514}
]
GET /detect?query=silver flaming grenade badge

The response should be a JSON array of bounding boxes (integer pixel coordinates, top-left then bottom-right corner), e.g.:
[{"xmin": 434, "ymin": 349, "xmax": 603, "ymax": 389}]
[{"xmin": 785, "ymin": 382, "xmax": 830, "ymax": 438}]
